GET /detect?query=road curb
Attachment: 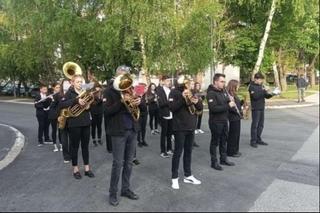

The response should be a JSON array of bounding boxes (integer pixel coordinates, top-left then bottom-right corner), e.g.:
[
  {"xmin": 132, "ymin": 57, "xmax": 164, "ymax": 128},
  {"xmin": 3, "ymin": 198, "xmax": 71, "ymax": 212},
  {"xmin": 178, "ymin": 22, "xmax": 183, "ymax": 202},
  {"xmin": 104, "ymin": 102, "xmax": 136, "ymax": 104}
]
[{"xmin": 0, "ymin": 124, "xmax": 25, "ymax": 170}]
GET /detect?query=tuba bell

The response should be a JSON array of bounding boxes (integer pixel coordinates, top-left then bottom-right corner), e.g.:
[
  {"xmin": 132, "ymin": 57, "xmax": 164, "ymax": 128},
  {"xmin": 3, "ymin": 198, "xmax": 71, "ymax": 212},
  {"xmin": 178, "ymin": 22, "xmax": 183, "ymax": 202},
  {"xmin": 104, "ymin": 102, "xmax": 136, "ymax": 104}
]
[
  {"xmin": 63, "ymin": 62, "xmax": 82, "ymax": 79},
  {"xmin": 113, "ymin": 73, "xmax": 140, "ymax": 121}
]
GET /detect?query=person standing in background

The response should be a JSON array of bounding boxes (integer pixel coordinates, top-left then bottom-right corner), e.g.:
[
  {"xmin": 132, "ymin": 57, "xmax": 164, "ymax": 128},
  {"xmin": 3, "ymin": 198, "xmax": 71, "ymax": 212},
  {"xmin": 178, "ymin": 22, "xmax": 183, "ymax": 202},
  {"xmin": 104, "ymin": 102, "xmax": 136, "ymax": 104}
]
[
  {"xmin": 296, "ymin": 74, "xmax": 308, "ymax": 103},
  {"xmin": 91, "ymin": 85, "xmax": 104, "ymax": 146},
  {"xmin": 146, "ymin": 83, "xmax": 160, "ymax": 135}
]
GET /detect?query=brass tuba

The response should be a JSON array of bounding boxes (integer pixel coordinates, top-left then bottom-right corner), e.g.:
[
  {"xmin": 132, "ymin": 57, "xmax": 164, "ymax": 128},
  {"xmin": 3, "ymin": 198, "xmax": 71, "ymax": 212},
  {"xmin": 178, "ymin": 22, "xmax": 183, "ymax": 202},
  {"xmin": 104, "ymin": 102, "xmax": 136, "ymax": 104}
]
[
  {"xmin": 63, "ymin": 61, "xmax": 82, "ymax": 79},
  {"xmin": 58, "ymin": 62, "xmax": 96, "ymax": 129},
  {"xmin": 113, "ymin": 73, "xmax": 140, "ymax": 121}
]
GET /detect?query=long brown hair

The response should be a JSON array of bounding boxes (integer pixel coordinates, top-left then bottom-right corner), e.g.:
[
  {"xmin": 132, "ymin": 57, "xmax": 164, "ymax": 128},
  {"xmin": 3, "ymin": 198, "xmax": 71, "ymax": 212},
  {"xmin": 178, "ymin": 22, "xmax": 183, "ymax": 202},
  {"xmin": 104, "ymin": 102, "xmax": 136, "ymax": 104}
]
[{"xmin": 227, "ymin": 79, "xmax": 239, "ymax": 97}]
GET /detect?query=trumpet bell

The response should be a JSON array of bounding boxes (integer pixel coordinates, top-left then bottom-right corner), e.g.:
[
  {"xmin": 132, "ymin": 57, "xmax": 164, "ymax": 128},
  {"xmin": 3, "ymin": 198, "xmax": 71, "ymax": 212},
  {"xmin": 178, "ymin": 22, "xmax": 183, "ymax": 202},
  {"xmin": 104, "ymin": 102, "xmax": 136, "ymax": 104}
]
[{"xmin": 63, "ymin": 62, "xmax": 82, "ymax": 79}]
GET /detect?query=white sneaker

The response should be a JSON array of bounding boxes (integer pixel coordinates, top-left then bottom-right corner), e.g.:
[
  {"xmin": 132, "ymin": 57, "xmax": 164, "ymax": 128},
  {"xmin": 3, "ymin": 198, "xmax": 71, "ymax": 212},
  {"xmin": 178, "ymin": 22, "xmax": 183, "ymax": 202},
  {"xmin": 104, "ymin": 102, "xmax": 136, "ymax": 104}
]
[
  {"xmin": 171, "ymin": 178, "xmax": 179, "ymax": 189},
  {"xmin": 195, "ymin": 129, "xmax": 199, "ymax": 134},
  {"xmin": 198, "ymin": 129, "xmax": 205, "ymax": 134},
  {"xmin": 184, "ymin": 175, "xmax": 201, "ymax": 185},
  {"xmin": 160, "ymin": 153, "xmax": 170, "ymax": 158},
  {"xmin": 53, "ymin": 145, "xmax": 59, "ymax": 152},
  {"xmin": 167, "ymin": 150, "xmax": 174, "ymax": 155},
  {"xmin": 63, "ymin": 160, "xmax": 70, "ymax": 164},
  {"xmin": 151, "ymin": 130, "xmax": 156, "ymax": 135},
  {"xmin": 59, "ymin": 144, "xmax": 63, "ymax": 151}
]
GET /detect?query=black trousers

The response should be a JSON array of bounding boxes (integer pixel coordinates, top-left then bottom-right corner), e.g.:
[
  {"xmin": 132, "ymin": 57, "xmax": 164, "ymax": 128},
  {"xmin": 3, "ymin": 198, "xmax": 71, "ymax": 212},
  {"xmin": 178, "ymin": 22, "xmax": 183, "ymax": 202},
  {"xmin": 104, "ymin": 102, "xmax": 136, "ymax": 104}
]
[
  {"xmin": 104, "ymin": 114, "xmax": 112, "ymax": 152},
  {"xmin": 172, "ymin": 131, "xmax": 194, "ymax": 179},
  {"xmin": 137, "ymin": 113, "xmax": 147, "ymax": 142},
  {"xmin": 59, "ymin": 128, "xmax": 71, "ymax": 161},
  {"xmin": 196, "ymin": 113, "xmax": 203, "ymax": 129},
  {"xmin": 160, "ymin": 118, "xmax": 173, "ymax": 153},
  {"xmin": 50, "ymin": 119, "xmax": 60, "ymax": 144},
  {"xmin": 149, "ymin": 108, "xmax": 159, "ymax": 130},
  {"xmin": 209, "ymin": 121, "xmax": 228, "ymax": 163},
  {"xmin": 69, "ymin": 126, "xmax": 90, "ymax": 167},
  {"xmin": 91, "ymin": 113, "xmax": 103, "ymax": 140},
  {"xmin": 109, "ymin": 130, "xmax": 137, "ymax": 195},
  {"xmin": 250, "ymin": 110, "xmax": 264, "ymax": 144},
  {"xmin": 36, "ymin": 112, "xmax": 50, "ymax": 143},
  {"xmin": 227, "ymin": 120, "xmax": 241, "ymax": 155}
]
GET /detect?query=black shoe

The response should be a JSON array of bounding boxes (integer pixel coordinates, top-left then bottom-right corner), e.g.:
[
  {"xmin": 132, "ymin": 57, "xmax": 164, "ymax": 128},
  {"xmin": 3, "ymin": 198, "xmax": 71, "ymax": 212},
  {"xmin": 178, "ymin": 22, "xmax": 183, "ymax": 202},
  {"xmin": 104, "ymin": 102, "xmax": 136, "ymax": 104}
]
[
  {"xmin": 257, "ymin": 141, "xmax": 268, "ymax": 146},
  {"xmin": 121, "ymin": 190, "xmax": 139, "ymax": 200},
  {"xmin": 250, "ymin": 143, "xmax": 258, "ymax": 148},
  {"xmin": 73, "ymin": 171, "xmax": 82, "ymax": 179},
  {"xmin": 137, "ymin": 142, "xmax": 143, "ymax": 148},
  {"xmin": 133, "ymin": 159, "xmax": 140, "ymax": 165},
  {"xmin": 229, "ymin": 152, "xmax": 242, "ymax": 157},
  {"xmin": 109, "ymin": 194, "xmax": 119, "ymax": 206},
  {"xmin": 107, "ymin": 149, "xmax": 112, "ymax": 153},
  {"xmin": 93, "ymin": 141, "xmax": 98, "ymax": 147},
  {"xmin": 98, "ymin": 139, "xmax": 103, "ymax": 145},
  {"xmin": 211, "ymin": 162, "xmax": 223, "ymax": 171},
  {"xmin": 84, "ymin": 170, "xmax": 95, "ymax": 178},
  {"xmin": 220, "ymin": 160, "xmax": 235, "ymax": 166},
  {"xmin": 193, "ymin": 142, "xmax": 200, "ymax": 147},
  {"xmin": 141, "ymin": 141, "xmax": 148, "ymax": 147}
]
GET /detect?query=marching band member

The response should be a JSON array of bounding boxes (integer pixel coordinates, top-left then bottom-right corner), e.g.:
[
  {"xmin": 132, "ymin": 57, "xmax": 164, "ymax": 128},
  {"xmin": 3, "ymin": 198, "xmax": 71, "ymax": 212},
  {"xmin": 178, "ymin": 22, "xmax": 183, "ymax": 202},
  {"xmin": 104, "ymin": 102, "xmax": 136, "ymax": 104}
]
[
  {"xmin": 34, "ymin": 84, "xmax": 52, "ymax": 146},
  {"xmin": 207, "ymin": 73, "xmax": 235, "ymax": 171},
  {"xmin": 146, "ymin": 83, "xmax": 160, "ymax": 135},
  {"xmin": 60, "ymin": 75, "xmax": 94, "ymax": 179},
  {"xmin": 249, "ymin": 73, "xmax": 277, "ymax": 148},
  {"xmin": 105, "ymin": 66, "xmax": 140, "ymax": 206},
  {"xmin": 156, "ymin": 75, "xmax": 174, "ymax": 158},
  {"xmin": 226, "ymin": 80, "xmax": 243, "ymax": 157},
  {"xmin": 90, "ymin": 85, "xmax": 104, "ymax": 146},
  {"xmin": 169, "ymin": 74, "xmax": 202, "ymax": 189}
]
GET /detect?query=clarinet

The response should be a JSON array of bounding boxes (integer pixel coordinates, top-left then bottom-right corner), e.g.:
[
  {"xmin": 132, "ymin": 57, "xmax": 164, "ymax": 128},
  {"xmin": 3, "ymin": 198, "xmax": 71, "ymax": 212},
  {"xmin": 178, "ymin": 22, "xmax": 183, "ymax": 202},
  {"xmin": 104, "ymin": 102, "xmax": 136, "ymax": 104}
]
[{"xmin": 225, "ymin": 88, "xmax": 242, "ymax": 117}]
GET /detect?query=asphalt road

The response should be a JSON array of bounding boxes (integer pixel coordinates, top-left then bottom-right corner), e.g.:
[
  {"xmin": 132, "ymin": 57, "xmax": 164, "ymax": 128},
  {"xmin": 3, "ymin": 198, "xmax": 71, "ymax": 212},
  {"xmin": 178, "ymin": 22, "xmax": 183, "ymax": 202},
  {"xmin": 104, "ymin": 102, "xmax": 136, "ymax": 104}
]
[{"xmin": 0, "ymin": 102, "xmax": 318, "ymax": 212}]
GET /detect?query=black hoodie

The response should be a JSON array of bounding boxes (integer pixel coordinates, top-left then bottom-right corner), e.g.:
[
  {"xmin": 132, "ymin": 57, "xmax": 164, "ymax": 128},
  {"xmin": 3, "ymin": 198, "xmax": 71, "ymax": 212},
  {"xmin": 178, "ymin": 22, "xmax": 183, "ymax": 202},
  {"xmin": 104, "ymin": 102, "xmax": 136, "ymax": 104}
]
[
  {"xmin": 248, "ymin": 82, "xmax": 273, "ymax": 110},
  {"xmin": 206, "ymin": 85, "xmax": 230, "ymax": 122}
]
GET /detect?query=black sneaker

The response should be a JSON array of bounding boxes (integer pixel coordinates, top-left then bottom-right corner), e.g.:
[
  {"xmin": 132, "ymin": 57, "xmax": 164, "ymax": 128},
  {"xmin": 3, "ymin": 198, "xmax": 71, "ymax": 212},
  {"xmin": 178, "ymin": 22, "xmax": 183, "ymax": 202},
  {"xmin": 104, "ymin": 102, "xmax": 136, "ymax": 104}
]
[
  {"xmin": 141, "ymin": 141, "xmax": 148, "ymax": 147},
  {"xmin": 211, "ymin": 162, "xmax": 223, "ymax": 171},
  {"xmin": 137, "ymin": 142, "xmax": 143, "ymax": 148},
  {"xmin": 133, "ymin": 159, "xmax": 140, "ymax": 165},
  {"xmin": 121, "ymin": 190, "xmax": 139, "ymax": 200},
  {"xmin": 220, "ymin": 160, "xmax": 235, "ymax": 166},
  {"xmin": 257, "ymin": 141, "xmax": 268, "ymax": 146},
  {"xmin": 160, "ymin": 152, "xmax": 170, "ymax": 158},
  {"xmin": 250, "ymin": 143, "xmax": 258, "ymax": 148},
  {"xmin": 93, "ymin": 140, "xmax": 98, "ymax": 147},
  {"xmin": 109, "ymin": 194, "xmax": 119, "ymax": 206},
  {"xmin": 73, "ymin": 171, "xmax": 82, "ymax": 180},
  {"xmin": 193, "ymin": 142, "xmax": 200, "ymax": 147},
  {"xmin": 98, "ymin": 139, "xmax": 103, "ymax": 145},
  {"xmin": 229, "ymin": 152, "xmax": 242, "ymax": 157},
  {"xmin": 84, "ymin": 170, "xmax": 95, "ymax": 178}
]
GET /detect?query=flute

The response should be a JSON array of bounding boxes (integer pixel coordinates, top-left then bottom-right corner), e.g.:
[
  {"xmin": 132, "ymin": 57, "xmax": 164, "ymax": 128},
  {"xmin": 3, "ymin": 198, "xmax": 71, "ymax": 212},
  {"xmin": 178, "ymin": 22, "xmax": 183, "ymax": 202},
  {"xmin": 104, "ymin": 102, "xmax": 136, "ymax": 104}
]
[
  {"xmin": 224, "ymin": 89, "xmax": 242, "ymax": 117},
  {"xmin": 34, "ymin": 92, "xmax": 59, "ymax": 104}
]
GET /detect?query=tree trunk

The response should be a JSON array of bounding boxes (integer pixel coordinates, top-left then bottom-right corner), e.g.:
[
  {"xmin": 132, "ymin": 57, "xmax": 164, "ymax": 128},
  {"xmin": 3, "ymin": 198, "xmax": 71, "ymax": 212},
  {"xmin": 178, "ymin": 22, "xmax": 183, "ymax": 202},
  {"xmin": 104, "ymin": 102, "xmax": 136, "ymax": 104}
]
[
  {"xmin": 272, "ymin": 61, "xmax": 281, "ymax": 88},
  {"xmin": 279, "ymin": 65, "xmax": 287, "ymax": 92},
  {"xmin": 307, "ymin": 53, "xmax": 319, "ymax": 88},
  {"xmin": 251, "ymin": 0, "xmax": 277, "ymax": 80},
  {"xmin": 139, "ymin": 34, "xmax": 151, "ymax": 85}
]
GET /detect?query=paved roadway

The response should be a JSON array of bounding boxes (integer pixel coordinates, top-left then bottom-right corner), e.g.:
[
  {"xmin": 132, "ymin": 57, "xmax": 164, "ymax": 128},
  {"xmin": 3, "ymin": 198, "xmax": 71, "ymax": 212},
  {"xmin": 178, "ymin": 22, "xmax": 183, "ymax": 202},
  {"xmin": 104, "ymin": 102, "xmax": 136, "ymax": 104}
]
[{"xmin": 0, "ymin": 102, "xmax": 318, "ymax": 212}]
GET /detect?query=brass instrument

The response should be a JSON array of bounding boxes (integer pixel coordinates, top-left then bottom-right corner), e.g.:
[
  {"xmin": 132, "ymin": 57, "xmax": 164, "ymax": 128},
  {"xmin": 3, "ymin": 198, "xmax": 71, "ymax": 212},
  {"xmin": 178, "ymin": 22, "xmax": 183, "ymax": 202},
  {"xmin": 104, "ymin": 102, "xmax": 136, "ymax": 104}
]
[
  {"xmin": 58, "ymin": 62, "xmax": 96, "ymax": 129},
  {"xmin": 113, "ymin": 73, "xmax": 140, "ymax": 121},
  {"xmin": 177, "ymin": 75, "xmax": 201, "ymax": 115}
]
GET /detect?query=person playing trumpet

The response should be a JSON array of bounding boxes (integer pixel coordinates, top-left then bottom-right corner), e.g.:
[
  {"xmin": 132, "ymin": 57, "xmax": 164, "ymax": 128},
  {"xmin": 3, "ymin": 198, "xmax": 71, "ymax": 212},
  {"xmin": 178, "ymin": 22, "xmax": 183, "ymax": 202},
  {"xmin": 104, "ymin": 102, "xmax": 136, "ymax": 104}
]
[{"xmin": 168, "ymin": 74, "xmax": 203, "ymax": 190}]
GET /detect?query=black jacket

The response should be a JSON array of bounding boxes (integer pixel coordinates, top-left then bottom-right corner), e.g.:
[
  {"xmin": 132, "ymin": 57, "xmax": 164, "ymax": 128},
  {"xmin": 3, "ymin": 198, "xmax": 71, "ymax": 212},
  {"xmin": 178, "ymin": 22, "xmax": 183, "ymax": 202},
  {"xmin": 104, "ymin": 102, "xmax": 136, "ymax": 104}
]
[
  {"xmin": 207, "ymin": 86, "xmax": 230, "ymax": 122},
  {"xmin": 34, "ymin": 93, "xmax": 52, "ymax": 117},
  {"xmin": 90, "ymin": 94, "xmax": 103, "ymax": 115},
  {"xmin": 156, "ymin": 86, "xmax": 171, "ymax": 118},
  {"xmin": 248, "ymin": 82, "xmax": 273, "ymax": 111},
  {"xmin": 48, "ymin": 93, "xmax": 62, "ymax": 120},
  {"xmin": 228, "ymin": 95, "xmax": 243, "ymax": 122},
  {"xmin": 146, "ymin": 91, "xmax": 159, "ymax": 111},
  {"xmin": 104, "ymin": 86, "xmax": 139, "ymax": 136},
  {"xmin": 59, "ymin": 87, "xmax": 91, "ymax": 128},
  {"xmin": 168, "ymin": 87, "xmax": 202, "ymax": 132},
  {"xmin": 139, "ymin": 94, "xmax": 148, "ymax": 115}
]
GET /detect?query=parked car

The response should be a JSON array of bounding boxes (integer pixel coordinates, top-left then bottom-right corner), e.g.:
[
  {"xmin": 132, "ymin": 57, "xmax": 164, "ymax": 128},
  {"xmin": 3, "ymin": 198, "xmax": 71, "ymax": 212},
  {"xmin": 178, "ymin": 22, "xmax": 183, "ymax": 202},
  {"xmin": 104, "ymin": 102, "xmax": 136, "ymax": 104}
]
[{"xmin": 0, "ymin": 84, "xmax": 27, "ymax": 96}]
